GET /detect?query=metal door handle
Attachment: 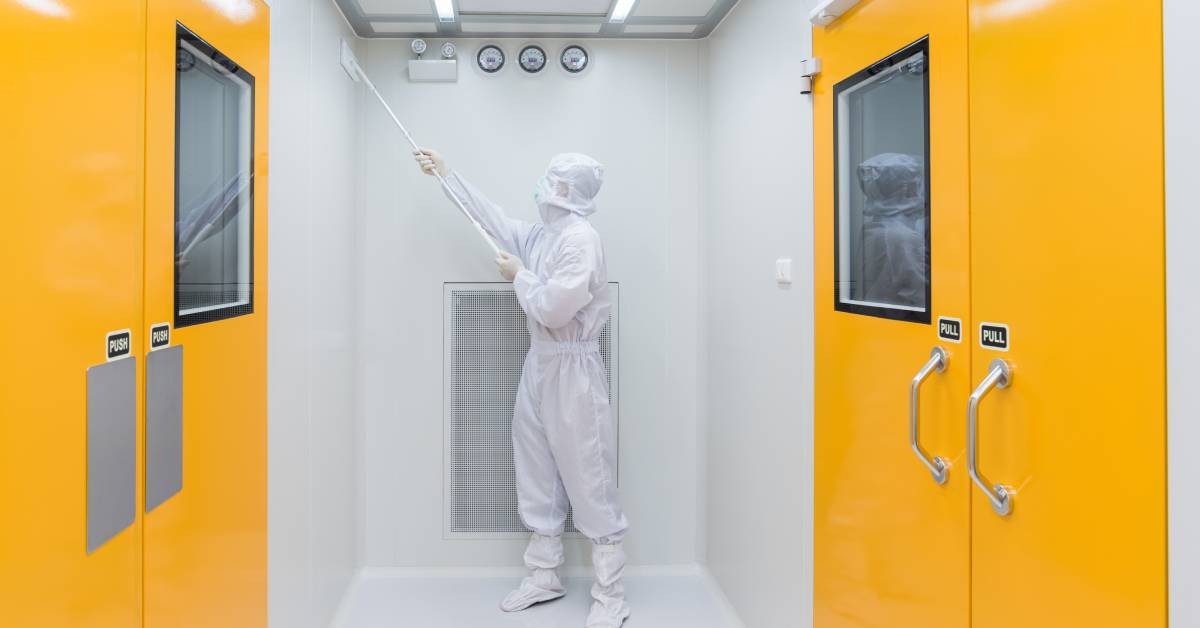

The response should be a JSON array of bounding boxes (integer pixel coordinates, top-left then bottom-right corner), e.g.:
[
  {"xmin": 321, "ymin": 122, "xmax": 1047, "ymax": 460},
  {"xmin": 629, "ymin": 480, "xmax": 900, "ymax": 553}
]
[
  {"xmin": 968, "ymin": 359, "xmax": 1013, "ymax": 516},
  {"xmin": 910, "ymin": 347, "xmax": 949, "ymax": 484}
]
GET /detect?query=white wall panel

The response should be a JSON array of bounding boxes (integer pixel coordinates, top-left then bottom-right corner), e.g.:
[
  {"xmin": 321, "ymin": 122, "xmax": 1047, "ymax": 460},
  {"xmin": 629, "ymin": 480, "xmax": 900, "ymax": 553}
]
[
  {"xmin": 1166, "ymin": 1, "xmax": 1200, "ymax": 626},
  {"xmin": 268, "ymin": 0, "xmax": 364, "ymax": 626},
  {"xmin": 359, "ymin": 38, "xmax": 705, "ymax": 568},
  {"xmin": 704, "ymin": 0, "xmax": 817, "ymax": 626}
]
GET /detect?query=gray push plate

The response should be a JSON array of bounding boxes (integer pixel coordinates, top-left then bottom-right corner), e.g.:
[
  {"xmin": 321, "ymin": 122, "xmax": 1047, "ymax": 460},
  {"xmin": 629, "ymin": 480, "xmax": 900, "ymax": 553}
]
[
  {"xmin": 87, "ymin": 357, "xmax": 136, "ymax": 554},
  {"xmin": 146, "ymin": 345, "xmax": 183, "ymax": 513}
]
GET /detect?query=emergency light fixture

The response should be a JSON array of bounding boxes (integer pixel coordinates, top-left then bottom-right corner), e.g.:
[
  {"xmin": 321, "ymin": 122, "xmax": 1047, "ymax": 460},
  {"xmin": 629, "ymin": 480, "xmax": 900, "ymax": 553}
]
[
  {"xmin": 609, "ymin": 0, "xmax": 636, "ymax": 23},
  {"xmin": 434, "ymin": 0, "xmax": 455, "ymax": 23}
]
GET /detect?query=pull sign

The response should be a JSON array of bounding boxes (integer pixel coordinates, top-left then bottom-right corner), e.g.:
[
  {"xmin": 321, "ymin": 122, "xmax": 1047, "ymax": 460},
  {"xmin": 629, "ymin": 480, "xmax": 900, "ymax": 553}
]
[
  {"xmin": 150, "ymin": 323, "xmax": 171, "ymax": 351},
  {"xmin": 937, "ymin": 316, "xmax": 962, "ymax": 343},
  {"xmin": 979, "ymin": 322, "xmax": 1010, "ymax": 352},
  {"xmin": 106, "ymin": 329, "xmax": 132, "ymax": 361}
]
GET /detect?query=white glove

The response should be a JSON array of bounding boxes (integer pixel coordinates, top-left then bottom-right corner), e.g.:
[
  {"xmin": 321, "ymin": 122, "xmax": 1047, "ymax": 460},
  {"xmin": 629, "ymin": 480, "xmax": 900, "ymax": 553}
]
[
  {"xmin": 496, "ymin": 251, "xmax": 524, "ymax": 282},
  {"xmin": 413, "ymin": 148, "xmax": 448, "ymax": 177}
]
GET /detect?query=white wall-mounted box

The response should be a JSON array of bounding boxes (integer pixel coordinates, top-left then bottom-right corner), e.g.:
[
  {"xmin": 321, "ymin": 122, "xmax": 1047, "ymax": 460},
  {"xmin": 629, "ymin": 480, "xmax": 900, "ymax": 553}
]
[{"xmin": 408, "ymin": 59, "xmax": 458, "ymax": 82}]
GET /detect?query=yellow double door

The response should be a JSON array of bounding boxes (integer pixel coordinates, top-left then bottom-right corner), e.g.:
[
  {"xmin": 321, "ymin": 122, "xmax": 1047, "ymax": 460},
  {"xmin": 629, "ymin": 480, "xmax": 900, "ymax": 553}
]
[
  {"xmin": 1, "ymin": 1, "xmax": 269, "ymax": 625},
  {"xmin": 814, "ymin": 1, "xmax": 1165, "ymax": 627}
]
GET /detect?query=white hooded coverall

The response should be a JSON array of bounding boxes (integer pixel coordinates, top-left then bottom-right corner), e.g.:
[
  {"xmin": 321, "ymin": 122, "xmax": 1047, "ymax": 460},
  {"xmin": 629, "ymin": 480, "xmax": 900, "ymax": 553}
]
[{"xmin": 443, "ymin": 154, "xmax": 630, "ymax": 624}]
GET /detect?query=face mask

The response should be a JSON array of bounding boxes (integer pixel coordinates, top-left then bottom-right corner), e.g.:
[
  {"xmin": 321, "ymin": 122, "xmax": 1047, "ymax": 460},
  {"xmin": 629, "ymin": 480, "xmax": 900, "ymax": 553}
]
[{"xmin": 535, "ymin": 176, "xmax": 558, "ymax": 206}]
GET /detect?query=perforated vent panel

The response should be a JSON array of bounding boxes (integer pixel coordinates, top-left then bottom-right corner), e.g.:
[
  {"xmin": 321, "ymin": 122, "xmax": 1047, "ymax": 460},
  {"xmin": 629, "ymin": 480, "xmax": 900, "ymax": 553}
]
[{"xmin": 445, "ymin": 283, "xmax": 618, "ymax": 537}]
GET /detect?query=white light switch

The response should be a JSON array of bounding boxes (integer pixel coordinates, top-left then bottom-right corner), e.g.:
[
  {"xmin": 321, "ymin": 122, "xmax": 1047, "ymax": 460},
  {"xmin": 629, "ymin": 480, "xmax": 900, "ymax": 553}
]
[{"xmin": 776, "ymin": 258, "xmax": 793, "ymax": 284}]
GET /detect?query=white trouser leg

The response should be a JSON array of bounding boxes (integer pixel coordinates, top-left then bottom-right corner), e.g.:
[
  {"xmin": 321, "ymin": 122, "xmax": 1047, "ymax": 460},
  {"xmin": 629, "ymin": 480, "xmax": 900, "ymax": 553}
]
[
  {"xmin": 586, "ymin": 542, "xmax": 631, "ymax": 627},
  {"xmin": 513, "ymin": 358, "xmax": 571, "ymax": 537},
  {"xmin": 539, "ymin": 352, "xmax": 629, "ymax": 542}
]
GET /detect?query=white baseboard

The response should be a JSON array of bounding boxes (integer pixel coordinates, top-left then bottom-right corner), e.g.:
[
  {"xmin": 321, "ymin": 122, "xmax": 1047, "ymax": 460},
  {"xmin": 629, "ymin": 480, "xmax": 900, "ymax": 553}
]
[
  {"xmin": 328, "ymin": 570, "xmax": 365, "ymax": 628},
  {"xmin": 327, "ymin": 563, "xmax": 745, "ymax": 628},
  {"xmin": 697, "ymin": 565, "xmax": 747, "ymax": 628}
]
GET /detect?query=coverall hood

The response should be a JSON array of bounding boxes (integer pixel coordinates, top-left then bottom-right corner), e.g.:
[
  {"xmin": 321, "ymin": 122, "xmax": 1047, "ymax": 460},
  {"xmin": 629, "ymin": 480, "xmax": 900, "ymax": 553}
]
[
  {"xmin": 536, "ymin": 153, "xmax": 605, "ymax": 223},
  {"xmin": 857, "ymin": 152, "xmax": 925, "ymax": 218}
]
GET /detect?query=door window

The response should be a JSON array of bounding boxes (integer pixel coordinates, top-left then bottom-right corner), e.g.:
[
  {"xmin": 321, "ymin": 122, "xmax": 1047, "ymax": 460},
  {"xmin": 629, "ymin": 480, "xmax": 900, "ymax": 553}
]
[
  {"xmin": 174, "ymin": 23, "xmax": 254, "ymax": 327},
  {"xmin": 834, "ymin": 37, "xmax": 931, "ymax": 323}
]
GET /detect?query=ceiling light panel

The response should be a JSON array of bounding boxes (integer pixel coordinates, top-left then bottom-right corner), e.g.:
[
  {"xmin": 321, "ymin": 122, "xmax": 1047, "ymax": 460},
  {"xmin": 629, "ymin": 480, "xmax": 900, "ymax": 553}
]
[
  {"xmin": 633, "ymin": 0, "xmax": 718, "ymax": 18},
  {"xmin": 623, "ymin": 23, "xmax": 698, "ymax": 33},
  {"xmin": 371, "ymin": 21, "xmax": 439, "ymax": 32},
  {"xmin": 461, "ymin": 21, "xmax": 604, "ymax": 33},
  {"xmin": 357, "ymin": 0, "xmax": 434, "ymax": 16},
  {"xmin": 459, "ymin": 0, "xmax": 612, "ymax": 14}
]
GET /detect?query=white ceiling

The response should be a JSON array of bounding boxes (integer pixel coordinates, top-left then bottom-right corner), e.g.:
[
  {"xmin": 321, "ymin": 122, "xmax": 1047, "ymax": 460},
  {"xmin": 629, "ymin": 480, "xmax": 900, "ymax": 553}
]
[
  {"xmin": 633, "ymin": 0, "xmax": 717, "ymax": 18},
  {"xmin": 356, "ymin": 0, "xmax": 432, "ymax": 16},
  {"xmin": 371, "ymin": 21, "xmax": 439, "ymax": 33},
  {"xmin": 623, "ymin": 23, "xmax": 698, "ymax": 33},
  {"xmin": 339, "ymin": 0, "xmax": 740, "ymax": 39},
  {"xmin": 461, "ymin": 21, "xmax": 604, "ymax": 33},
  {"xmin": 458, "ymin": 0, "xmax": 613, "ymax": 14}
]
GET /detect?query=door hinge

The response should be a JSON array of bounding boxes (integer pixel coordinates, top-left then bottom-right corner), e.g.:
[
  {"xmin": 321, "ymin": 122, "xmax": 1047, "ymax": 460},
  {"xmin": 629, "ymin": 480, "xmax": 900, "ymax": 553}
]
[{"xmin": 800, "ymin": 58, "xmax": 822, "ymax": 95}]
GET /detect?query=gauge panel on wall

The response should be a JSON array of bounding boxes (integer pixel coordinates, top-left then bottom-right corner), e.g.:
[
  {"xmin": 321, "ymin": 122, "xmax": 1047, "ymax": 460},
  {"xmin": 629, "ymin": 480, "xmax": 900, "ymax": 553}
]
[
  {"xmin": 477, "ymin": 44, "xmax": 505, "ymax": 74},
  {"xmin": 519, "ymin": 44, "xmax": 547, "ymax": 74},
  {"xmin": 560, "ymin": 44, "xmax": 590, "ymax": 74}
]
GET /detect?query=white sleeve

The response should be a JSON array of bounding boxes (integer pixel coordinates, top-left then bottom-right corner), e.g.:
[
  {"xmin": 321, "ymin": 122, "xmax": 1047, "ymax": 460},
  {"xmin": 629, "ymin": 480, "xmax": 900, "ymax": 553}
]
[
  {"xmin": 443, "ymin": 171, "xmax": 537, "ymax": 257},
  {"xmin": 513, "ymin": 243, "xmax": 594, "ymax": 330}
]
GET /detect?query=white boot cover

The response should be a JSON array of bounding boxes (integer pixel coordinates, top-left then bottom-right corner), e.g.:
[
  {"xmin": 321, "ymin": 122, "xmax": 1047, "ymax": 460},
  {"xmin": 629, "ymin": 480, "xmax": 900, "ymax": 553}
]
[
  {"xmin": 585, "ymin": 542, "xmax": 631, "ymax": 627},
  {"xmin": 501, "ymin": 534, "xmax": 566, "ymax": 612}
]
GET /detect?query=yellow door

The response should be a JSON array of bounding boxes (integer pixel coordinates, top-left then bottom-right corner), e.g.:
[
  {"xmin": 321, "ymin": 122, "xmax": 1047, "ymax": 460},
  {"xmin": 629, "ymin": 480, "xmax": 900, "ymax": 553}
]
[
  {"xmin": 0, "ymin": 0, "xmax": 145, "ymax": 625},
  {"xmin": 143, "ymin": 1, "xmax": 269, "ymax": 625},
  {"xmin": 967, "ymin": 1, "xmax": 1166, "ymax": 626},
  {"xmin": 813, "ymin": 1, "xmax": 971, "ymax": 626}
]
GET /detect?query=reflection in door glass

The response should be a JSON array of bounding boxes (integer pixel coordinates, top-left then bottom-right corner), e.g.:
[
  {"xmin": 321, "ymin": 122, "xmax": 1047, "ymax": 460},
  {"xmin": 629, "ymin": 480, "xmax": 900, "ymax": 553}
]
[
  {"xmin": 175, "ymin": 24, "xmax": 254, "ymax": 327},
  {"xmin": 834, "ymin": 38, "xmax": 930, "ymax": 323}
]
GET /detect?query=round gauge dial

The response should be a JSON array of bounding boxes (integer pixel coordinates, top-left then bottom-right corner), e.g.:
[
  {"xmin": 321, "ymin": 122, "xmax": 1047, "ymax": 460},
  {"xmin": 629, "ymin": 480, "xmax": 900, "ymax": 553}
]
[
  {"xmin": 560, "ymin": 45, "xmax": 589, "ymax": 73},
  {"xmin": 441, "ymin": 41, "xmax": 457, "ymax": 59},
  {"xmin": 477, "ymin": 45, "xmax": 505, "ymax": 73},
  {"xmin": 519, "ymin": 45, "xmax": 547, "ymax": 73},
  {"xmin": 411, "ymin": 38, "xmax": 428, "ymax": 56}
]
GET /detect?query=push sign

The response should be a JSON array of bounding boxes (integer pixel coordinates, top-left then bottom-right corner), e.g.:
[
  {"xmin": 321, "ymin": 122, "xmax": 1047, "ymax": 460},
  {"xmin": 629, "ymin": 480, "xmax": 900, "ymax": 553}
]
[
  {"xmin": 106, "ymin": 330, "xmax": 132, "ymax": 361},
  {"xmin": 937, "ymin": 317, "xmax": 962, "ymax": 343},
  {"xmin": 150, "ymin": 323, "xmax": 171, "ymax": 351},
  {"xmin": 980, "ymin": 322, "xmax": 1010, "ymax": 351}
]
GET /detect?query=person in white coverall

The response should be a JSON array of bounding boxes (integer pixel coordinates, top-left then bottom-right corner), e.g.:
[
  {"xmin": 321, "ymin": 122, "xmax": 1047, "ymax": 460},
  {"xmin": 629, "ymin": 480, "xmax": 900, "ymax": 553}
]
[{"xmin": 414, "ymin": 148, "xmax": 631, "ymax": 628}]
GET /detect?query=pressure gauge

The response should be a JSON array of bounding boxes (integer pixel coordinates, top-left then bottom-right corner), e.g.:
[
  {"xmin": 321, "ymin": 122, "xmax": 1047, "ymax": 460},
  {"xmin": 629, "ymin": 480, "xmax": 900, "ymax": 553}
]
[
  {"xmin": 560, "ymin": 45, "xmax": 589, "ymax": 74},
  {"xmin": 441, "ymin": 41, "xmax": 457, "ymax": 59},
  {"xmin": 477, "ymin": 45, "xmax": 505, "ymax": 73},
  {"xmin": 411, "ymin": 38, "xmax": 428, "ymax": 57},
  {"xmin": 519, "ymin": 45, "xmax": 547, "ymax": 73}
]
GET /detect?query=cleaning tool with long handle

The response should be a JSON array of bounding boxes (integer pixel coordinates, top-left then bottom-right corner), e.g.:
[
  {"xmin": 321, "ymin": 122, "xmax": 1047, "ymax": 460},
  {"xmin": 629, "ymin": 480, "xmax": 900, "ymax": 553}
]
[{"xmin": 344, "ymin": 46, "xmax": 501, "ymax": 256}]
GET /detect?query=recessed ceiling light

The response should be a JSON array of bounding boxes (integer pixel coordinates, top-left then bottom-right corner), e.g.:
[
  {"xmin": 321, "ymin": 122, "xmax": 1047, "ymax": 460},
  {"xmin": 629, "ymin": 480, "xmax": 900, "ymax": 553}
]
[
  {"xmin": 609, "ymin": 0, "xmax": 637, "ymax": 23},
  {"xmin": 434, "ymin": 0, "xmax": 455, "ymax": 22}
]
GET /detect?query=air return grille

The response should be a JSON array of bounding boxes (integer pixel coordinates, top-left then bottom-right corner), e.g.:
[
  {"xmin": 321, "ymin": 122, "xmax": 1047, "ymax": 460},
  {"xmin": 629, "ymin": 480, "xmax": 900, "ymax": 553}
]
[{"xmin": 444, "ymin": 283, "xmax": 618, "ymax": 537}]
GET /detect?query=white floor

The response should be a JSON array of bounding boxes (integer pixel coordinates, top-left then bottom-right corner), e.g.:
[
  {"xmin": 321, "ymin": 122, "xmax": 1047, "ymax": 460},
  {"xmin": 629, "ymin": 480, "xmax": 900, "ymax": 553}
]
[{"xmin": 334, "ymin": 567, "xmax": 743, "ymax": 628}]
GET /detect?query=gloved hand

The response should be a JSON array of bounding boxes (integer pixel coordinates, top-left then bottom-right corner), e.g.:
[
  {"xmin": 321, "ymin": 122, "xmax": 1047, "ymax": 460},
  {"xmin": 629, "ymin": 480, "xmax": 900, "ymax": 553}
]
[
  {"xmin": 413, "ymin": 148, "xmax": 448, "ymax": 177},
  {"xmin": 496, "ymin": 251, "xmax": 524, "ymax": 282}
]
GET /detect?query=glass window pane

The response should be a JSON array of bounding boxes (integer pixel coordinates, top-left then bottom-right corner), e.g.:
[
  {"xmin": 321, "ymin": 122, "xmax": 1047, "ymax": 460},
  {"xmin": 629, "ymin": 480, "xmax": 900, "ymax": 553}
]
[
  {"xmin": 834, "ymin": 38, "xmax": 930, "ymax": 323},
  {"xmin": 175, "ymin": 24, "xmax": 254, "ymax": 327}
]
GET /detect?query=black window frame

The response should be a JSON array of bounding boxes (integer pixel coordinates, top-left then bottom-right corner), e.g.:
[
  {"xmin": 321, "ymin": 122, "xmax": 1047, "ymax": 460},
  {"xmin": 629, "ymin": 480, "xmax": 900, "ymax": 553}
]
[
  {"xmin": 174, "ymin": 22, "xmax": 256, "ymax": 329},
  {"xmin": 832, "ymin": 36, "xmax": 933, "ymax": 325}
]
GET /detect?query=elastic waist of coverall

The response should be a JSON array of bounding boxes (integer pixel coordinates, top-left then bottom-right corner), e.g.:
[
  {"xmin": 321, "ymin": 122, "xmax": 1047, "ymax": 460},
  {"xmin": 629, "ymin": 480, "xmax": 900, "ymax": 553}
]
[{"xmin": 530, "ymin": 339, "xmax": 601, "ymax": 356}]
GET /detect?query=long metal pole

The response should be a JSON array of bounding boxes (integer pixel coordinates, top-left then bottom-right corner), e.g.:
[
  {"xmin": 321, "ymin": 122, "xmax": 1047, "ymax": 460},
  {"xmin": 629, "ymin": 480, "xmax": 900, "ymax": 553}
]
[{"xmin": 355, "ymin": 66, "xmax": 502, "ymax": 256}]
